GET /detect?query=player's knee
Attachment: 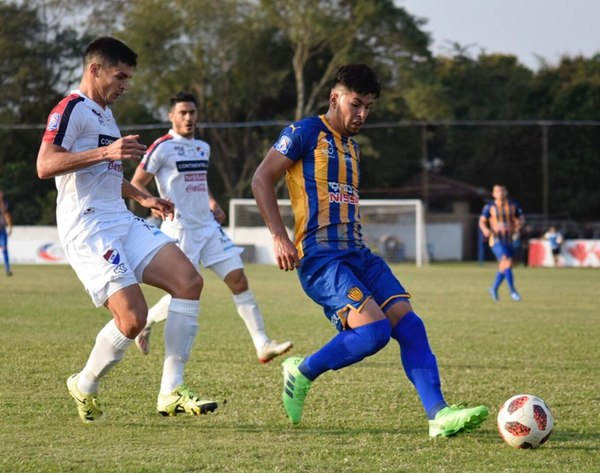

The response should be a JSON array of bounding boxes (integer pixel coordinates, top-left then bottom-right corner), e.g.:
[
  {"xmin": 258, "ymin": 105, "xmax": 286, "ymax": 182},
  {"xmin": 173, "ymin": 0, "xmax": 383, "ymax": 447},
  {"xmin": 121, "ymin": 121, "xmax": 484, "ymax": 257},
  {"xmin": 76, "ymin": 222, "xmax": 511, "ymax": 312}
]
[
  {"xmin": 225, "ymin": 269, "xmax": 248, "ymax": 294},
  {"xmin": 355, "ymin": 319, "xmax": 392, "ymax": 357}
]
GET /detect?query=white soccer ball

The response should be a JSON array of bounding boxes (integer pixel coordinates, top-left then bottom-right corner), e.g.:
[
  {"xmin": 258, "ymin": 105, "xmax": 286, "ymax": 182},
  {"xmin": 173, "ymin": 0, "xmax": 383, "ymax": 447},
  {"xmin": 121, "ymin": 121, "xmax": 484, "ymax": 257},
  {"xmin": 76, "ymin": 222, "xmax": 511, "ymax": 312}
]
[{"xmin": 497, "ymin": 394, "xmax": 554, "ymax": 448}]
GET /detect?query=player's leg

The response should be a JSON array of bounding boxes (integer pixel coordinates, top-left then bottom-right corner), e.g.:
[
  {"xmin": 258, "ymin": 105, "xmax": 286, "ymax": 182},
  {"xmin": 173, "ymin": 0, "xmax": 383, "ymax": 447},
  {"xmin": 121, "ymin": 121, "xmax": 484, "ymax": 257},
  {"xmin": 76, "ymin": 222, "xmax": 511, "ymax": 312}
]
[
  {"xmin": 142, "ymin": 242, "xmax": 217, "ymax": 416},
  {"xmin": 500, "ymin": 251, "xmax": 520, "ymax": 300},
  {"xmin": 204, "ymin": 226, "xmax": 293, "ymax": 363},
  {"xmin": 364, "ymin": 249, "xmax": 489, "ymax": 437},
  {"xmin": 135, "ymin": 224, "xmax": 198, "ymax": 355},
  {"xmin": 215, "ymin": 262, "xmax": 292, "ymax": 363},
  {"xmin": 63, "ymin": 231, "xmax": 146, "ymax": 423},
  {"xmin": 0, "ymin": 230, "xmax": 11, "ymax": 276},
  {"xmin": 281, "ymin": 252, "xmax": 392, "ymax": 424},
  {"xmin": 489, "ymin": 244, "xmax": 506, "ymax": 301}
]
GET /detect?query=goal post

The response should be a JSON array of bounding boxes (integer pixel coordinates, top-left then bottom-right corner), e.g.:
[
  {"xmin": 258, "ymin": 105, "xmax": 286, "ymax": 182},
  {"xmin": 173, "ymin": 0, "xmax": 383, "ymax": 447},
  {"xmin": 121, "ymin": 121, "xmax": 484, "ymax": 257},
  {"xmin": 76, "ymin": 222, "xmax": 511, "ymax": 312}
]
[{"xmin": 228, "ymin": 198, "xmax": 427, "ymax": 267}]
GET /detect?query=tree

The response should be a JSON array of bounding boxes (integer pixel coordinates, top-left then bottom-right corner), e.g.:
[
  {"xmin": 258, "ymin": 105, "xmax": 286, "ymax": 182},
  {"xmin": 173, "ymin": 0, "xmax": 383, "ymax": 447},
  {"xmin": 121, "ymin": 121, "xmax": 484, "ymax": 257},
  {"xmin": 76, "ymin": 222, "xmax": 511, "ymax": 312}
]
[{"xmin": 0, "ymin": 1, "xmax": 85, "ymax": 224}]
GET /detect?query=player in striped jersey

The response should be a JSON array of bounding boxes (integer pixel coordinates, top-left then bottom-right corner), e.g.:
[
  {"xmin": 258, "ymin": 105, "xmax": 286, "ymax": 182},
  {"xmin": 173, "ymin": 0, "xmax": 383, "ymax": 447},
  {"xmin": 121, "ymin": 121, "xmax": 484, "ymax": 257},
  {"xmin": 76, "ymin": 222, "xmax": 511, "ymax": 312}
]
[
  {"xmin": 252, "ymin": 64, "xmax": 488, "ymax": 437},
  {"xmin": 479, "ymin": 185, "xmax": 524, "ymax": 301}
]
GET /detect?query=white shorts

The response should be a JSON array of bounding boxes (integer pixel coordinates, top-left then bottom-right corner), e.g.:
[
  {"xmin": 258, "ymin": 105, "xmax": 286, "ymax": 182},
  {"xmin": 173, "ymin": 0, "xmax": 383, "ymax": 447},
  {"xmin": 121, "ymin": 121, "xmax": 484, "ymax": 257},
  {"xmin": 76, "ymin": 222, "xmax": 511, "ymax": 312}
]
[
  {"xmin": 64, "ymin": 214, "xmax": 174, "ymax": 307},
  {"xmin": 161, "ymin": 220, "xmax": 244, "ymax": 280}
]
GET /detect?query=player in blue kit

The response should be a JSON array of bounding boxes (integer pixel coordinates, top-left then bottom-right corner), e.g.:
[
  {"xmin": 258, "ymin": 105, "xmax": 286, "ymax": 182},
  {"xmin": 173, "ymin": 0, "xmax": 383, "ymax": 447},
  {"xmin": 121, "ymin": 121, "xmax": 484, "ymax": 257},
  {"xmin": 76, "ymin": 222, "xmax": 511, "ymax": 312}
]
[
  {"xmin": 479, "ymin": 185, "xmax": 524, "ymax": 301},
  {"xmin": 252, "ymin": 64, "xmax": 489, "ymax": 437},
  {"xmin": 0, "ymin": 190, "xmax": 13, "ymax": 276}
]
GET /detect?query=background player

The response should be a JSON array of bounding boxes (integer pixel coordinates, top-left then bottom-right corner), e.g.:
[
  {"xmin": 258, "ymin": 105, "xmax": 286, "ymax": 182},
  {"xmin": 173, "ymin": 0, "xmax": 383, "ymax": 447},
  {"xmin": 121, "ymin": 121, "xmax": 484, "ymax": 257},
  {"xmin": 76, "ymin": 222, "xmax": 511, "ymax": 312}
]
[
  {"xmin": 479, "ymin": 184, "xmax": 525, "ymax": 301},
  {"xmin": 130, "ymin": 91, "xmax": 292, "ymax": 363},
  {"xmin": 36, "ymin": 37, "xmax": 217, "ymax": 423},
  {"xmin": 252, "ymin": 63, "xmax": 488, "ymax": 437},
  {"xmin": 0, "ymin": 189, "xmax": 13, "ymax": 276}
]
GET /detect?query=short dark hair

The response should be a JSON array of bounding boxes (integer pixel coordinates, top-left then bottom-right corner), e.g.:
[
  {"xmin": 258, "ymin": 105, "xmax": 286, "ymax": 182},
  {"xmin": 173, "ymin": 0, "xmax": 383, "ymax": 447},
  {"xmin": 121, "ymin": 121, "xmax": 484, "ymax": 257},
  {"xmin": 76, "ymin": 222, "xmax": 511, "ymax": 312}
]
[
  {"xmin": 84, "ymin": 36, "xmax": 137, "ymax": 68},
  {"xmin": 170, "ymin": 91, "xmax": 198, "ymax": 108},
  {"xmin": 332, "ymin": 64, "xmax": 381, "ymax": 98}
]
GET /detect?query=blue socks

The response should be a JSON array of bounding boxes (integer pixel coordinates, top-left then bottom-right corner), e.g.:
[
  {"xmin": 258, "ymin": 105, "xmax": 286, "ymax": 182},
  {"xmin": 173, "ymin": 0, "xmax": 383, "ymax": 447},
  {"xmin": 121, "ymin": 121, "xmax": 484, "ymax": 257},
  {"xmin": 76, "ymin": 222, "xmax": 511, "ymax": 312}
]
[
  {"xmin": 297, "ymin": 312, "xmax": 446, "ymax": 420},
  {"xmin": 2, "ymin": 248, "xmax": 10, "ymax": 274},
  {"xmin": 391, "ymin": 311, "xmax": 446, "ymax": 419},
  {"xmin": 493, "ymin": 271, "xmax": 505, "ymax": 292},
  {"xmin": 299, "ymin": 319, "xmax": 391, "ymax": 381},
  {"xmin": 504, "ymin": 268, "xmax": 516, "ymax": 292}
]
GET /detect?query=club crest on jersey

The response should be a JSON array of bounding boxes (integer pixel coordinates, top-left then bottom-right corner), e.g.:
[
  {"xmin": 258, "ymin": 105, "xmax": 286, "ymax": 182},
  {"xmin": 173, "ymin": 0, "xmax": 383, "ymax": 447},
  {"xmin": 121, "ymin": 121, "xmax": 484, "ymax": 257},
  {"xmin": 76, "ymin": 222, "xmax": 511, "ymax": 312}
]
[
  {"xmin": 47, "ymin": 113, "xmax": 61, "ymax": 131},
  {"xmin": 347, "ymin": 287, "xmax": 364, "ymax": 302},
  {"xmin": 103, "ymin": 249, "xmax": 121, "ymax": 265},
  {"xmin": 274, "ymin": 136, "xmax": 292, "ymax": 154}
]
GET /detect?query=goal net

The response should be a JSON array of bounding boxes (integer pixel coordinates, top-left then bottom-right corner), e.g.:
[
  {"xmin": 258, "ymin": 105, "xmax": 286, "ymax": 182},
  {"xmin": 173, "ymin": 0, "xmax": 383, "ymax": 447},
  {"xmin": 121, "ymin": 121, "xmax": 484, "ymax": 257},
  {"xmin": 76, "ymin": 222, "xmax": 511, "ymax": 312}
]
[{"xmin": 228, "ymin": 199, "xmax": 427, "ymax": 267}]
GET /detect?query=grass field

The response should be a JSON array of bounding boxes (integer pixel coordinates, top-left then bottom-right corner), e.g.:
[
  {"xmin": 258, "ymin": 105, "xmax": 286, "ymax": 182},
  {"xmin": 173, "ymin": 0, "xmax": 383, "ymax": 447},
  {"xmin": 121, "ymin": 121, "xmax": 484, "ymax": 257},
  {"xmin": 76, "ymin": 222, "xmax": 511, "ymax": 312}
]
[{"xmin": 1, "ymin": 263, "xmax": 599, "ymax": 472}]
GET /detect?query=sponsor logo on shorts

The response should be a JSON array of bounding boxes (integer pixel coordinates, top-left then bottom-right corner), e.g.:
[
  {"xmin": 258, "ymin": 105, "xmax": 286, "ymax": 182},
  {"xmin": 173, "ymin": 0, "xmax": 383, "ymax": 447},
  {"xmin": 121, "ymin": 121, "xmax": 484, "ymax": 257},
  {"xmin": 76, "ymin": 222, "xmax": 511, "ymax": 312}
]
[
  {"xmin": 347, "ymin": 287, "xmax": 363, "ymax": 302},
  {"xmin": 47, "ymin": 113, "xmax": 61, "ymax": 131},
  {"xmin": 274, "ymin": 135, "xmax": 292, "ymax": 154},
  {"xmin": 103, "ymin": 249, "xmax": 121, "ymax": 265},
  {"xmin": 114, "ymin": 263, "xmax": 127, "ymax": 274}
]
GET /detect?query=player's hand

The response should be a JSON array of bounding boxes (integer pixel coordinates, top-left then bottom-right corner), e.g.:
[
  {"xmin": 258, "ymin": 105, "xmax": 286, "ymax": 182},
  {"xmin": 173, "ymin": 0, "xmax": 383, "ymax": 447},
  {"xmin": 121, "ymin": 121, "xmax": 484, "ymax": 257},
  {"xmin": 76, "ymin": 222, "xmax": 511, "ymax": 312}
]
[
  {"xmin": 103, "ymin": 134, "xmax": 147, "ymax": 161},
  {"xmin": 142, "ymin": 197, "xmax": 174, "ymax": 221},
  {"xmin": 481, "ymin": 228, "xmax": 491, "ymax": 238},
  {"xmin": 211, "ymin": 206, "xmax": 226, "ymax": 224},
  {"xmin": 273, "ymin": 233, "xmax": 300, "ymax": 271}
]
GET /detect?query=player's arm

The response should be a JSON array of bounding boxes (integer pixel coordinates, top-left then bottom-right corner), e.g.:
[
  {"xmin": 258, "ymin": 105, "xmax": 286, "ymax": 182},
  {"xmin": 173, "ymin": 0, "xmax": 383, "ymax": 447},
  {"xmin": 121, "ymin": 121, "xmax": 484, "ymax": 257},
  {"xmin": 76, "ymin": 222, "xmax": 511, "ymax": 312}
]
[
  {"xmin": 478, "ymin": 214, "xmax": 492, "ymax": 239},
  {"xmin": 37, "ymin": 135, "xmax": 147, "ymax": 179},
  {"xmin": 208, "ymin": 188, "xmax": 226, "ymax": 224},
  {"xmin": 130, "ymin": 165, "xmax": 155, "ymax": 196},
  {"xmin": 122, "ymin": 180, "xmax": 174, "ymax": 221},
  {"xmin": 252, "ymin": 148, "xmax": 299, "ymax": 271}
]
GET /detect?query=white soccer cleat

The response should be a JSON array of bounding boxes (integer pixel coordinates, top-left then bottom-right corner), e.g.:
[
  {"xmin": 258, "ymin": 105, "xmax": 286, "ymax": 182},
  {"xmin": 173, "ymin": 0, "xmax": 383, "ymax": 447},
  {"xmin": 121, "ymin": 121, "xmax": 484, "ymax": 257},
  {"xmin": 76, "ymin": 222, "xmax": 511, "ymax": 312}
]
[
  {"xmin": 135, "ymin": 326, "xmax": 152, "ymax": 355},
  {"xmin": 257, "ymin": 339, "xmax": 293, "ymax": 364}
]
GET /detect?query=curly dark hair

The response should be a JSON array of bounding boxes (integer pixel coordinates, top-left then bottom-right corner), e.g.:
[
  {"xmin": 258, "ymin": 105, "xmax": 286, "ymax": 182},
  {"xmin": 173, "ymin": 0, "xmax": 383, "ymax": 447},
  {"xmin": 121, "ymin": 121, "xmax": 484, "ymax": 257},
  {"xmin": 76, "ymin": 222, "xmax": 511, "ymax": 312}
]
[{"xmin": 332, "ymin": 64, "xmax": 381, "ymax": 98}]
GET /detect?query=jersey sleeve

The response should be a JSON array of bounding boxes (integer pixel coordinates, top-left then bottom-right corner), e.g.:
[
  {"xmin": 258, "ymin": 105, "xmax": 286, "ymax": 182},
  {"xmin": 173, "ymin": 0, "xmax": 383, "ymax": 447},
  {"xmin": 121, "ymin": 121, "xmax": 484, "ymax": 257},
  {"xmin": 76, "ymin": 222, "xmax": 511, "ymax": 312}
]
[
  {"xmin": 140, "ymin": 136, "xmax": 170, "ymax": 174},
  {"xmin": 272, "ymin": 123, "xmax": 306, "ymax": 162},
  {"xmin": 480, "ymin": 203, "xmax": 492, "ymax": 219},
  {"xmin": 42, "ymin": 96, "xmax": 85, "ymax": 151}
]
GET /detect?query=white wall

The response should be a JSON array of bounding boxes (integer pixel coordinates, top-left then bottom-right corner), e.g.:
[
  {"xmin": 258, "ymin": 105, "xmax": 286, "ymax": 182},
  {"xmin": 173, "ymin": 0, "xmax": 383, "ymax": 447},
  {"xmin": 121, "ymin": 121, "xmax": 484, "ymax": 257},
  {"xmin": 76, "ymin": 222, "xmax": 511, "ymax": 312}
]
[{"xmin": 7, "ymin": 226, "xmax": 66, "ymax": 264}]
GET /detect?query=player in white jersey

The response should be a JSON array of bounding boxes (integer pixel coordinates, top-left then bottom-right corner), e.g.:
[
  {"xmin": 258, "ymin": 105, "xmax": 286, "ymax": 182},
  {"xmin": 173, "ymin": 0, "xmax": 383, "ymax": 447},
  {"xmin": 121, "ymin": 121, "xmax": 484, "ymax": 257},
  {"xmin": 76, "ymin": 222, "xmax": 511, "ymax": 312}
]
[
  {"xmin": 36, "ymin": 37, "xmax": 218, "ymax": 423},
  {"xmin": 130, "ymin": 91, "xmax": 292, "ymax": 363}
]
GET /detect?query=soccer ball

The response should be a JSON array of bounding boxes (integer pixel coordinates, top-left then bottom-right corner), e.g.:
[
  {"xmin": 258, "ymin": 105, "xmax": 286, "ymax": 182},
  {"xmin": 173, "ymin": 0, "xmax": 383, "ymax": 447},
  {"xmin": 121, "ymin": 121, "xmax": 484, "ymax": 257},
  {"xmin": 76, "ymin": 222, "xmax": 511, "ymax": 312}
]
[{"xmin": 497, "ymin": 394, "xmax": 554, "ymax": 448}]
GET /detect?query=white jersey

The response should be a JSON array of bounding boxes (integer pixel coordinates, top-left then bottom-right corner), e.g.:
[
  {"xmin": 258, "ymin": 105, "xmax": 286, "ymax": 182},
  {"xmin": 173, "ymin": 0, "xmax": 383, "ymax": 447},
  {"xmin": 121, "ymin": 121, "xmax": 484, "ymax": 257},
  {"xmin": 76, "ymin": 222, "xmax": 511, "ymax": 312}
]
[
  {"xmin": 42, "ymin": 90, "xmax": 127, "ymax": 244},
  {"xmin": 139, "ymin": 129, "xmax": 212, "ymax": 229}
]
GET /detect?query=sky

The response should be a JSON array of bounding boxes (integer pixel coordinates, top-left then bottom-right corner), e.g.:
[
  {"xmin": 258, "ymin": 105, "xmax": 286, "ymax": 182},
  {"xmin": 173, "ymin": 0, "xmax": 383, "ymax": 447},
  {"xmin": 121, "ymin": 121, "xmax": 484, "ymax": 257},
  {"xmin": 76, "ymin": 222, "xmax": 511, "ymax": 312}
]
[{"xmin": 398, "ymin": 0, "xmax": 599, "ymax": 70}]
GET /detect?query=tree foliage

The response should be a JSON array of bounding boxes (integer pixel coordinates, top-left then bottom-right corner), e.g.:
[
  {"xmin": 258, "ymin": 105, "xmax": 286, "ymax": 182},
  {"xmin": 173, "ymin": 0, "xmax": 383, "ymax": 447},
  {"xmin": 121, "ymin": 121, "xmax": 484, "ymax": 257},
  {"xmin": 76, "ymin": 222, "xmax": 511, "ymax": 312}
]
[{"xmin": 1, "ymin": 0, "xmax": 599, "ymax": 225}]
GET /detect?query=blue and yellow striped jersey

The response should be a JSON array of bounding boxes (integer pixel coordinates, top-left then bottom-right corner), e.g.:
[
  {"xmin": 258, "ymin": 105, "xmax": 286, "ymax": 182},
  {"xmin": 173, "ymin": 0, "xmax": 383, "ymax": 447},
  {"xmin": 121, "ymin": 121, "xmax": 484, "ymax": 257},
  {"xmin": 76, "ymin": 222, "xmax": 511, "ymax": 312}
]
[
  {"xmin": 272, "ymin": 115, "xmax": 364, "ymax": 258},
  {"xmin": 480, "ymin": 199, "xmax": 523, "ymax": 246}
]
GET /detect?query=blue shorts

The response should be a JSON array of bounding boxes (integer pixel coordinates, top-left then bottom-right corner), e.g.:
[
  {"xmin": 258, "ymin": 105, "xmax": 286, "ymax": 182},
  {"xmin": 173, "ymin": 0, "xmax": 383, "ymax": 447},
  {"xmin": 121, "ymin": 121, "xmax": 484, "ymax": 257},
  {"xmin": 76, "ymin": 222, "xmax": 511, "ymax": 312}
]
[
  {"xmin": 491, "ymin": 242, "xmax": 513, "ymax": 260},
  {"xmin": 298, "ymin": 246, "xmax": 410, "ymax": 332},
  {"xmin": 0, "ymin": 229, "xmax": 7, "ymax": 248}
]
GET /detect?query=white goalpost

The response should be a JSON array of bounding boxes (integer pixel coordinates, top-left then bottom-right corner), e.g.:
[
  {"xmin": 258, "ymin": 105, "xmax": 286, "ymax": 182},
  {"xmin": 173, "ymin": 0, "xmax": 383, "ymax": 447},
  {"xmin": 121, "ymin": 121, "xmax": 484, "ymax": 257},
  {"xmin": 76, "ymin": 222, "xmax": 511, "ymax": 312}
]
[{"xmin": 228, "ymin": 198, "xmax": 427, "ymax": 267}]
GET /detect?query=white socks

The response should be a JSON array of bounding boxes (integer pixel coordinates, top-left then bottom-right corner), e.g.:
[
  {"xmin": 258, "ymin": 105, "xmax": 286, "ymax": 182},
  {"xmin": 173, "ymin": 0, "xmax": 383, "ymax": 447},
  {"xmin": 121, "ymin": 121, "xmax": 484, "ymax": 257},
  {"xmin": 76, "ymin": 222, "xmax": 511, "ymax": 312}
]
[
  {"xmin": 160, "ymin": 298, "xmax": 200, "ymax": 395},
  {"xmin": 232, "ymin": 289, "xmax": 269, "ymax": 351},
  {"xmin": 78, "ymin": 319, "xmax": 133, "ymax": 394}
]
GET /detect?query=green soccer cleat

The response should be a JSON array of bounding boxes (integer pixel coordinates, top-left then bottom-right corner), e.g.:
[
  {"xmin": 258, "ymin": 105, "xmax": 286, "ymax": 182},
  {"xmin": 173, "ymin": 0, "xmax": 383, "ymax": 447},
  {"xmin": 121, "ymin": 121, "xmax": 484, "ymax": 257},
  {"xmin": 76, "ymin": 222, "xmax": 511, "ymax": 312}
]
[
  {"xmin": 281, "ymin": 356, "xmax": 312, "ymax": 425},
  {"xmin": 428, "ymin": 404, "xmax": 489, "ymax": 438},
  {"xmin": 66, "ymin": 373, "xmax": 104, "ymax": 424},
  {"xmin": 157, "ymin": 384, "xmax": 218, "ymax": 416}
]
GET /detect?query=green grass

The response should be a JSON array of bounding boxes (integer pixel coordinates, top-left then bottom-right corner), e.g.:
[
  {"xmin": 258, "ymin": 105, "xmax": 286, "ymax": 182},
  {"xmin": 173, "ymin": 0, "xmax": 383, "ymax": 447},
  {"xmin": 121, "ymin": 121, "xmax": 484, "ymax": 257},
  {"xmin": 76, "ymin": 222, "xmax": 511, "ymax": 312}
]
[{"xmin": 1, "ymin": 263, "xmax": 599, "ymax": 472}]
